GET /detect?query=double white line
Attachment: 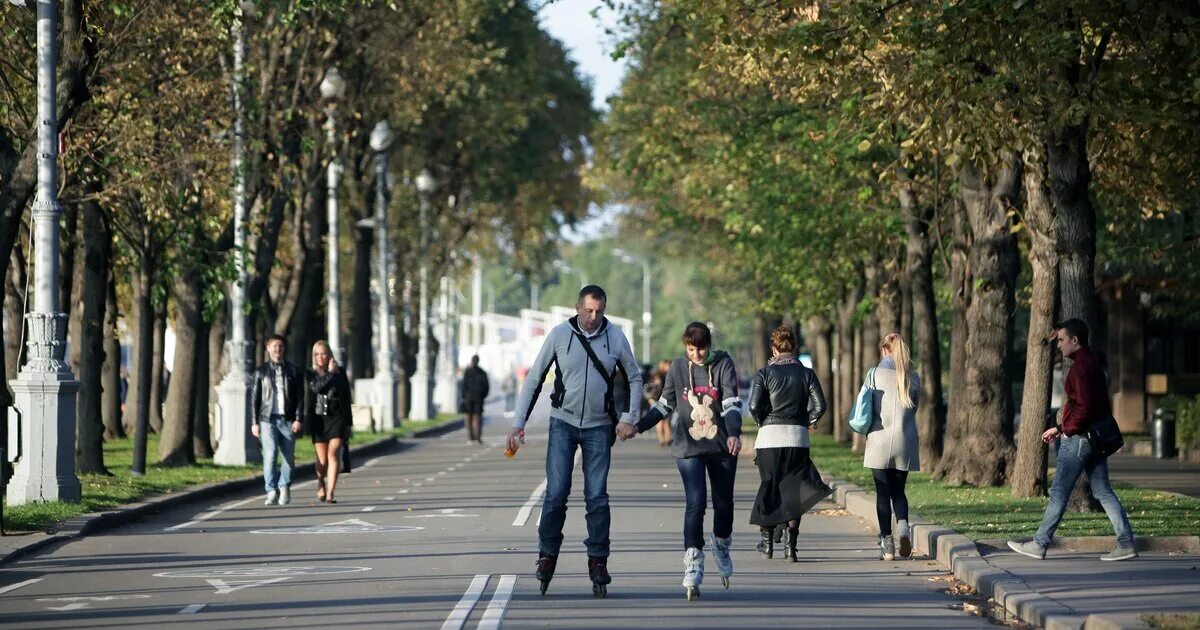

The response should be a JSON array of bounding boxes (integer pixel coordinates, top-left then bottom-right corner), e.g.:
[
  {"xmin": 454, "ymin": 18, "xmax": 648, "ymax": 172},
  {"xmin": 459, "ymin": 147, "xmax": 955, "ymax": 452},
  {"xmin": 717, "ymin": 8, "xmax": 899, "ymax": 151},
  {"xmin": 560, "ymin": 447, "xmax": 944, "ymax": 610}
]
[{"xmin": 441, "ymin": 574, "xmax": 516, "ymax": 630}]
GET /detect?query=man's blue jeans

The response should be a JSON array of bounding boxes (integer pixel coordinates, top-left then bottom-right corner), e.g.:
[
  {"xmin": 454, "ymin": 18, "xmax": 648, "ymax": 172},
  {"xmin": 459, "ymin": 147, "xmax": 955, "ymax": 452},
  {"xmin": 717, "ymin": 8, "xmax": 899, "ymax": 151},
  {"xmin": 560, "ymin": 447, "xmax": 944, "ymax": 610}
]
[
  {"xmin": 677, "ymin": 453, "xmax": 737, "ymax": 550},
  {"xmin": 1034, "ymin": 434, "xmax": 1134, "ymax": 548},
  {"xmin": 540, "ymin": 419, "xmax": 612, "ymax": 558},
  {"xmin": 260, "ymin": 416, "xmax": 296, "ymax": 492}
]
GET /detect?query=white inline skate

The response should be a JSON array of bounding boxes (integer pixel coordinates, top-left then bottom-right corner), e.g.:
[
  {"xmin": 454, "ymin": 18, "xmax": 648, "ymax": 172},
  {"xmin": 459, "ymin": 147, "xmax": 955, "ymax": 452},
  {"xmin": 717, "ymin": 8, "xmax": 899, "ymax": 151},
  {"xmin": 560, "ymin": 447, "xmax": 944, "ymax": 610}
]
[
  {"xmin": 709, "ymin": 533, "xmax": 733, "ymax": 588},
  {"xmin": 683, "ymin": 547, "xmax": 704, "ymax": 601}
]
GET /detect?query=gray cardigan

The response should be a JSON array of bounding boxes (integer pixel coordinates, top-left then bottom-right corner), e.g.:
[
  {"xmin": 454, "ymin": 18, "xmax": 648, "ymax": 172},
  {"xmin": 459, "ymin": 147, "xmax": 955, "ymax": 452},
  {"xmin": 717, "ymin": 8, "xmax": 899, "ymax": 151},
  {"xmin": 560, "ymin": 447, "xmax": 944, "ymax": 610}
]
[{"xmin": 862, "ymin": 364, "xmax": 922, "ymax": 472}]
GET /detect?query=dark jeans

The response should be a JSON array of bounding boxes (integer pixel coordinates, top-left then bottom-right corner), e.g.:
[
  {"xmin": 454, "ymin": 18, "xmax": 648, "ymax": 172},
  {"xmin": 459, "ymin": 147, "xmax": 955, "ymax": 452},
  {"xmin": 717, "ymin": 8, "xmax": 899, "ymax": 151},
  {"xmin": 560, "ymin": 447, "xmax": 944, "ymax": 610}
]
[
  {"xmin": 540, "ymin": 419, "xmax": 612, "ymax": 558},
  {"xmin": 871, "ymin": 468, "xmax": 909, "ymax": 536},
  {"xmin": 1035, "ymin": 434, "xmax": 1134, "ymax": 548},
  {"xmin": 677, "ymin": 453, "xmax": 737, "ymax": 550}
]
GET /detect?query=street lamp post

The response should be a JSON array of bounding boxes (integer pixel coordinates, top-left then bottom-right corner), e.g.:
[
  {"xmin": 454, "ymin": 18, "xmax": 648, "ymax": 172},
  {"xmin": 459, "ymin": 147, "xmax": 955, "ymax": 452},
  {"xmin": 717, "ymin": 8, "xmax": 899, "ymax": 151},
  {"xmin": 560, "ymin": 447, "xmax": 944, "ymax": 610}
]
[
  {"xmin": 553, "ymin": 260, "xmax": 585, "ymax": 289},
  {"xmin": 613, "ymin": 248, "xmax": 651, "ymax": 365},
  {"xmin": 5, "ymin": 0, "xmax": 82, "ymax": 505},
  {"xmin": 320, "ymin": 67, "xmax": 346, "ymax": 362},
  {"xmin": 370, "ymin": 120, "xmax": 398, "ymax": 429},
  {"xmin": 409, "ymin": 170, "xmax": 436, "ymax": 421},
  {"xmin": 215, "ymin": 0, "xmax": 259, "ymax": 467}
]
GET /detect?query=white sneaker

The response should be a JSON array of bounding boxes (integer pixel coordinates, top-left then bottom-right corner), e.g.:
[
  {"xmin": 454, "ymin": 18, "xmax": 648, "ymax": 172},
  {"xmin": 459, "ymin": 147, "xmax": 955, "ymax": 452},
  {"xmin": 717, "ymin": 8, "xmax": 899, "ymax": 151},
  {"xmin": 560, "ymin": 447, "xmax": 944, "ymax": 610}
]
[
  {"xmin": 265, "ymin": 490, "xmax": 279, "ymax": 506},
  {"xmin": 278, "ymin": 486, "xmax": 290, "ymax": 506},
  {"xmin": 896, "ymin": 520, "xmax": 912, "ymax": 558}
]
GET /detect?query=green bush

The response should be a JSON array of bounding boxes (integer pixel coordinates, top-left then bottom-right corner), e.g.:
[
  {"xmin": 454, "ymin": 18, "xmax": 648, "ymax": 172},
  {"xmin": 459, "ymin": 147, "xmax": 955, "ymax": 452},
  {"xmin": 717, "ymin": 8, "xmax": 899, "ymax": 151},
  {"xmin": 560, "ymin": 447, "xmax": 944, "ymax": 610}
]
[{"xmin": 1174, "ymin": 395, "xmax": 1200, "ymax": 450}]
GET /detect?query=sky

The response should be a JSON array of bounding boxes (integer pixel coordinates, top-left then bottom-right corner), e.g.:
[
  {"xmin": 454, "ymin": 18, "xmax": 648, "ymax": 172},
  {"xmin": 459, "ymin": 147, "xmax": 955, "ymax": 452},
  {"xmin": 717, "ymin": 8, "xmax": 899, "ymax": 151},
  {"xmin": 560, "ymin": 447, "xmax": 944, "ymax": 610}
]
[{"xmin": 537, "ymin": 0, "xmax": 629, "ymax": 243}]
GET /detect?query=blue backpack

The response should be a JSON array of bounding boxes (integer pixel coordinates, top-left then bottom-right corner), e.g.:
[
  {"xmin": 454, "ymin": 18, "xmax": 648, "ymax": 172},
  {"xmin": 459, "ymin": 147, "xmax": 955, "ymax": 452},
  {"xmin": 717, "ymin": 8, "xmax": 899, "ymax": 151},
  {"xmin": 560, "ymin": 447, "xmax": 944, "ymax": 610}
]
[{"xmin": 848, "ymin": 368, "xmax": 877, "ymax": 434}]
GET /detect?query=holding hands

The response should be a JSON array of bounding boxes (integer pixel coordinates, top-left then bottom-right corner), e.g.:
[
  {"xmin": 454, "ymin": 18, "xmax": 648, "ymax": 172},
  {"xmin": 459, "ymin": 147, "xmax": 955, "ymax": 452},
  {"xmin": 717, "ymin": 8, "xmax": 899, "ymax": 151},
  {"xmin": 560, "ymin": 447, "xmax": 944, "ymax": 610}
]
[{"xmin": 616, "ymin": 421, "xmax": 638, "ymax": 441}]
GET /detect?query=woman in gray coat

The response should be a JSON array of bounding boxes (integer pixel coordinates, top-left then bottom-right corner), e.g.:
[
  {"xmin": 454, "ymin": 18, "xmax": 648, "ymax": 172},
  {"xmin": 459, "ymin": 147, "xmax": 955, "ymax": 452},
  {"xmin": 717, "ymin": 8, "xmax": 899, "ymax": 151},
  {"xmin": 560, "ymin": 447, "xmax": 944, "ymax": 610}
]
[{"xmin": 862, "ymin": 332, "xmax": 921, "ymax": 561}]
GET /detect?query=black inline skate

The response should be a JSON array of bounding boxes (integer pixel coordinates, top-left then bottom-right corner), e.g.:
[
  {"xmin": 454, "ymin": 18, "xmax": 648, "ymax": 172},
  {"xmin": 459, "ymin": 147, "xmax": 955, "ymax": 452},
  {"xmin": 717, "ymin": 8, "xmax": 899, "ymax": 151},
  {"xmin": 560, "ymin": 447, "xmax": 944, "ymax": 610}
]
[
  {"xmin": 535, "ymin": 552, "xmax": 558, "ymax": 595},
  {"xmin": 587, "ymin": 556, "xmax": 611, "ymax": 598}
]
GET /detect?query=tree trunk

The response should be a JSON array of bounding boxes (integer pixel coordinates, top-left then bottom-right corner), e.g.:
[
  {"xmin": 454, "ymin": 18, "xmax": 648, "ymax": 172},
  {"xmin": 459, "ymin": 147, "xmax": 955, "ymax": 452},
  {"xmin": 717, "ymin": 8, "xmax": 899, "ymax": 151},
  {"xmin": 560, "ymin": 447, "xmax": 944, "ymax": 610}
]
[
  {"xmin": 159, "ymin": 271, "xmax": 202, "ymax": 466},
  {"xmin": 149, "ymin": 298, "xmax": 167, "ymax": 433},
  {"xmin": 131, "ymin": 253, "xmax": 154, "ymax": 475},
  {"xmin": 206, "ymin": 303, "xmax": 228, "ymax": 455},
  {"xmin": 59, "ymin": 201, "xmax": 78, "ymax": 342},
  {"xmin": 101, "ymin": 270, "xmax": 125, "ymax": 440},
  {"xmin": 122, "ymin": 286, "xmax": 140, "ymax": 436},
  {"xmin": 807, "ymin": 315, "xmax": 835, "ymax": 435},
  {"xmin": 73, "ymin": 192, "xmax": 110, "ymax": 474},
  {"xmin": 835, "ymin": 281, "xmax": 863, "ymax": 445},
  {"xmin": 900, "ymin": 165, "xmax": 947, "ymax": 469},
  {"xmin": 192, "ymin": 318, "xmax": 213, "ymax": 459},
  {"xmin": 876, "ymin": 249, "xmax": 903, "ymax": 337},
  {"xmin": 941, "ymin": 197, "xmax": 971, "ymax": 462},
  {"xmin": 935, "ymin": 158, "xmax": 1021, "ymax": 486},
  {"xmin": 350, "ymin": 222, "xmax": 373, "ymax": 378},
  {"xmin": 5, "ymin": 242, "xmax": 28, "ymax": 383},
  {"xmin": 852, "ymin": 313, "xmax": 868, "ymax": 453},
  {"xmin": 1012, "ymin": 148, "xmax": 1059, "ymax": 498}
]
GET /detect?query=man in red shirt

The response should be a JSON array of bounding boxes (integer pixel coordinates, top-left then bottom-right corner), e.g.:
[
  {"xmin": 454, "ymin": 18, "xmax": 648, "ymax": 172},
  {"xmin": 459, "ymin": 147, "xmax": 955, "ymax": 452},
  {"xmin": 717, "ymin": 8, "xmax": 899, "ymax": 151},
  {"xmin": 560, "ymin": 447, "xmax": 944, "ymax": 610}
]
[{"xmin": 1008, "ymin": 319, "xmax": 1136, "ymax": 561}]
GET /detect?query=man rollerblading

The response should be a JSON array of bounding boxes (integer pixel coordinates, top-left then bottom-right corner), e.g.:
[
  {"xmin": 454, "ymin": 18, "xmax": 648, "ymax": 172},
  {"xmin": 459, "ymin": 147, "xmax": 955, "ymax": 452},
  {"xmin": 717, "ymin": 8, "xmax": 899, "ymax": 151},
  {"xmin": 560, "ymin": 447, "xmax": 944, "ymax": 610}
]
[
  {"xmin": 710, "ymin": 533, "xmax": 733, "ymax": 588},
  {"xmin": 683, "ymin": 547, "xmax": 704, "ymax": 600},
  {"xmin": 588, "ymin": 556, "xmax": 611, "ymax": 597},
  {"xmin": 536, "ymin": 552, "xmax": 557, "ymax": 595}
]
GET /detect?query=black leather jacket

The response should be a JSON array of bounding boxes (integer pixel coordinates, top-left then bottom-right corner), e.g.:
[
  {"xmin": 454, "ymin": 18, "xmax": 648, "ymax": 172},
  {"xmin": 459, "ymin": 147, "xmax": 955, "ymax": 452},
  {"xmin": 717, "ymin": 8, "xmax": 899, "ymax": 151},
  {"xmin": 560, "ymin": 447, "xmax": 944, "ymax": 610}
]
[
  {"xmin": 748, "ymin": 355, "xmax": 826, "ymax": 428},
  {"xmin": 305, "ymin": 369, "xmax": 352, "ymax": 419},
  {"xmin": 249, "ymin": 360, "xmax": 303, "ymax": 424}
]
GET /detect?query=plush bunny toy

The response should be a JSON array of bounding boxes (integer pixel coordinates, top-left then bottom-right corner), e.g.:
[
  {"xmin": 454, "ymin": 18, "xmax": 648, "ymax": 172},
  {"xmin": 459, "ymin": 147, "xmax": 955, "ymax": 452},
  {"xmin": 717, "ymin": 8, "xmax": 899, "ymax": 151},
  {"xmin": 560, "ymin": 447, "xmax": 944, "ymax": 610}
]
[{"xmin": 686, "ymin": 390, "xmax": 719, "ymax": 440}]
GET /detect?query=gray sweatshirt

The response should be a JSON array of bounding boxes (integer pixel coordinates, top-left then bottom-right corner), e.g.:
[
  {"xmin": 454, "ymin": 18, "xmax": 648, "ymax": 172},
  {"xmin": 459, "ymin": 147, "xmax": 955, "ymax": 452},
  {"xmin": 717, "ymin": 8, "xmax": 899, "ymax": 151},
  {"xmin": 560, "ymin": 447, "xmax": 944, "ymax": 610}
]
[{"xmin": 513, "ymin": 316, "xmax": 643, "ymax": 431}]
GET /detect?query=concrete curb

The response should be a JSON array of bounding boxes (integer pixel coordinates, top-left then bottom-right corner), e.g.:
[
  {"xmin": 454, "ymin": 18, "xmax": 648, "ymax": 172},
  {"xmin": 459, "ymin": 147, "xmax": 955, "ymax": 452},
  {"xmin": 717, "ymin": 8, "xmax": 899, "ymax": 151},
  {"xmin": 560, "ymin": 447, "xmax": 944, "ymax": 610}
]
[
  {"xmin": 0, "ymin": 418, "xmax": 464, "ymax": 568},
  {"xmin": 825, "ymin": 476, "xmax": 1162, "ymax": 630}
]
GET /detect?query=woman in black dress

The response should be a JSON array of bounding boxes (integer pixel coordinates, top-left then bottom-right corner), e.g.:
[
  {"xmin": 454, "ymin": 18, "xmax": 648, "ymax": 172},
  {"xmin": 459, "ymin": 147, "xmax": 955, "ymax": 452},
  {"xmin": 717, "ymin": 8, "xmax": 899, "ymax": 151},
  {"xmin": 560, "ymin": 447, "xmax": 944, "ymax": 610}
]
[{"xmin": 306, "ymin": 340, "xmax": 352, "ymax": 503}]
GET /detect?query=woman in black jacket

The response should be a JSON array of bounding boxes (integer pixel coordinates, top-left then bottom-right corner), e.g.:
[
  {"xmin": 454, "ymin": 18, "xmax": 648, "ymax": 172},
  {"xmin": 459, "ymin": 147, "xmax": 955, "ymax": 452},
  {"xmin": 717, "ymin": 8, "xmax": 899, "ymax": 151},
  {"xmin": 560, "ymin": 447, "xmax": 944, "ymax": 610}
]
[
  {"xmin": 623, "ymin": 322, "xmax": 743, "ymax": 600},
  {"xmin": 748, "ymin": 325, "xmax": 827, "ymax": 561},
  {"xmin": 306, "ymin": 340, "xmax": 352, "ymax": 503}
]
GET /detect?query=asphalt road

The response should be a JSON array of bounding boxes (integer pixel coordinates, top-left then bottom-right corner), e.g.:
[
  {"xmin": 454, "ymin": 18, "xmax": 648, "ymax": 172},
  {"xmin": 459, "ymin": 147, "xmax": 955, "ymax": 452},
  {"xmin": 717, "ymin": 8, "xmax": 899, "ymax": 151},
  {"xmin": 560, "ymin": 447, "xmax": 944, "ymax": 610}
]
[{"xmin": 0, "ymin": 397, "xmax": 997, "ymax": 629}]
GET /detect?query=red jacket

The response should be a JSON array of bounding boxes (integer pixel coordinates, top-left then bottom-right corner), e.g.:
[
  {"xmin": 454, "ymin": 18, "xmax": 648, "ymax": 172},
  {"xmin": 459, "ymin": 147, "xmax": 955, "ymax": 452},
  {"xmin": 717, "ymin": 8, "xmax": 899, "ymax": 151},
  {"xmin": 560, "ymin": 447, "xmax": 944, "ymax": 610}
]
[{"xmin": 1061, "ymin": 347, "xmax": 1109, "ymax": 436}]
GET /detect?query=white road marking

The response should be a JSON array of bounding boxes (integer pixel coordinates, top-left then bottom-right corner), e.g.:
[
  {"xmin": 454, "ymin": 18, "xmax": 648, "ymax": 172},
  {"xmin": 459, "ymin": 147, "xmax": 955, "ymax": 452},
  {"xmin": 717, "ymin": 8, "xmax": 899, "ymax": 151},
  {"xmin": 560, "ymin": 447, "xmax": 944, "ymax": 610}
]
[
  {"xmin": 362, "ymin": 458, "xmax": 379, "ymax": 469},
  {"xmin": 46, "ymin": 602, "xmax": 89, "ymax": 611},
  {"xmin": 384, "ymin": 496, "xmax": 396, "ymax": 501},
  {"xmin": 437, "ymin": 471, "xmax": 447, "ymax": 476},
  {"xmin": 414, "ymin": 483, "xmax": 423, "ymax": 487},
  {"xmin": 0, "ymin": 578, "xmax": 42, "ymax": 595},
  {"xmin": 249, "ymin": 519, "xmax": 422, "ymax": 535},
  {"xmin": 165, "ymin": 496, "xmax": 258, "ymax": 531},
  {"xmin": 405, "ymin": 508, "xmax": 476, "ymax": 519},
  {"xmin": 207, "ymin": 577, "xmax": 291, "ymax": 594},
  {"xmin": 513, "ymin": 479, "xmax": 547, "ymax": 526},
  {"xmin": 440, "ymin": 574, "xmax": 489, "ymax": 630},
  {"xmin": 425, "ymin": 477, "xmax": 436, "ymax": 481},
  {"xmin": 362, "ymin": 506, "xmax": 377, "ymax": 512},
  {"xmin": 448, "ymin": 466, "xmax": 458, "ymax": 471},
  {"xmin": 477, "ymin": 575, "xmax": 516, "ymax": 630},
  {"xmin": 157, "ymin": 566, "xmax": 370, "ymax": 579},
  {"xmin": 397, "ymin": 489, "xmax": 410, "ymax": 494},
  {"xmin": 178, "ymin": 603, "xmax": 205, "ymax": 614}
]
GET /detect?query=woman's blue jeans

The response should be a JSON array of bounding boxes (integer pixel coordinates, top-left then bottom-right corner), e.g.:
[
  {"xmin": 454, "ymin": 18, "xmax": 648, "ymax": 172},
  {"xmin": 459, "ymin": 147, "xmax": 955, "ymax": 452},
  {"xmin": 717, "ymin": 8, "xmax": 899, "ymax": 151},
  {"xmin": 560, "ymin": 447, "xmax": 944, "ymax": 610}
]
[
  {"xmin": 1034, "ymin": 434, "xmax": 1134, "ymax": 548},
  {"xmin": 677, "ymin": 452, "xmax": 737, "ymax": 550}
]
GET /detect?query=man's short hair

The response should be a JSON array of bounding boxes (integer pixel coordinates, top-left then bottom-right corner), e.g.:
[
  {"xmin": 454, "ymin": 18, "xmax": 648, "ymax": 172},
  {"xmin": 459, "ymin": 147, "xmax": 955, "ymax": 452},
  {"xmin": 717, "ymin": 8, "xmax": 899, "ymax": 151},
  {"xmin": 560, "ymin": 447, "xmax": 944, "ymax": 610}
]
[
  {"xmin": 265, "ymin": 334, "xmax": 287, "ymax": 347},
  {"xmin": 471, "ymin": 355, "xmax": 480, "ymax": 366},
  {"xmin": 681, "ymin": 322, "xmax": 712, "ymax": 348},
  {"xmin": 577, "ymin": 284, "xmax": 607, "ymax": 304},
  {"xmin": 1054, "ymin": 318, "xmax": 1089, "ymax": 347}
]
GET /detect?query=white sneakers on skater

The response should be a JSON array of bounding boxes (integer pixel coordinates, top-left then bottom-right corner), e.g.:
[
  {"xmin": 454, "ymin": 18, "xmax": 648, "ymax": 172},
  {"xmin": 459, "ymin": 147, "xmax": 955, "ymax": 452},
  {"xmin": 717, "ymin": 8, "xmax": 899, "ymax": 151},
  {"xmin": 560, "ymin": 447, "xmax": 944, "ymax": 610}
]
[
  {"xmin": 709, "ymin": 533, "xmax": 733, "ymax": 588},
  {"xmin": 683, "ymin": 547, "xmax": 704, "ymax": 600}
]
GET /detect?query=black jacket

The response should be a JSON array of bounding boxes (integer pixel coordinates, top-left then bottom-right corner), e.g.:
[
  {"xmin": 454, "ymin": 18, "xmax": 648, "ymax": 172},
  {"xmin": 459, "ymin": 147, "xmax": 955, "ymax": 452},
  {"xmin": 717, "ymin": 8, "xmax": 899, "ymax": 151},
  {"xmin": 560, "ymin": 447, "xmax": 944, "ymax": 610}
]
[
  {"xmin": 304, "ymin": 368, "xmax": 352, "ymax": 423},
  {"xmin": 748, "ymin": 355, "xmax": 826, "ymax": 428},
  {"xmin": 461, "ymin": 366, "xmax": 490, "ymax": 404},
  {"xmin": 249, "ymin": 360, "xmax": 304, "ymax": 425}
]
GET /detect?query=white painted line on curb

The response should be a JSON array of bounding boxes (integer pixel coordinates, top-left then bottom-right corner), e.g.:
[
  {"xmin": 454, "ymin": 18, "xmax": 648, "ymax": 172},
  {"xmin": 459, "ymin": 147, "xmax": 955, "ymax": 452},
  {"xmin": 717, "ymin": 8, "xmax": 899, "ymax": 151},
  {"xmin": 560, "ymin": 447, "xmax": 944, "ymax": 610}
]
[
  {"xmin": 513, "ymin": 479, "xmax": 547, "ymax": 526},
  {"xmin": 0, "ymin": 578, "xmax": 43, "ymax": 595},
  {"xmin": 362, "ymin": 506, "xmax": 376, "ymax": 512},
  {"xmin": 178, "ymin": 603, "xmax": 205, "ymax": 614},
  {"xmin": 165, "ymin": 496, "xmax": 258, "ymax": 531},
  {"xmin": 441, "ymin": 574, "xmax": 490, "ymax": 630},
  {"xmin": 477, "ymin": 574, "xmax": 516, "ymax": 630}
]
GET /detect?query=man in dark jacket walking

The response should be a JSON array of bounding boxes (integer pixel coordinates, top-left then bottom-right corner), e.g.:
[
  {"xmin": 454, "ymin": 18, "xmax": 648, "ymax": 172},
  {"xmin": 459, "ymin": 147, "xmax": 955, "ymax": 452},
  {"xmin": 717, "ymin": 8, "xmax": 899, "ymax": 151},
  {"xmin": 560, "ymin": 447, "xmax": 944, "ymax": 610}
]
[
  {"xmin": 249, "ymin": 334, "xmax": 304, "ymax": 506},
  {"xmin": 461, "ymin": 355, "xmax": 490, "ymax": 444},
  {"xmin": 1008, "ymin": 319, "xmax": 1136, "ymax": 561}
]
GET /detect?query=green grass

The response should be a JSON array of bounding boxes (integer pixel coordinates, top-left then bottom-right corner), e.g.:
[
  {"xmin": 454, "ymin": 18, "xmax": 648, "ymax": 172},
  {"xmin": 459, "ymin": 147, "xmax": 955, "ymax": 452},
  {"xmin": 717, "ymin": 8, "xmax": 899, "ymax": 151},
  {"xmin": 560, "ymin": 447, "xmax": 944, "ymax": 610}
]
[
  {"xmin": 1142, "ymin": 613, "xmax": 1200, "ymax": 630},
  {"xmin": 2, "ymin": 413, "xmax": 461, "ymax": 534},
  {"xmin": 803, "ymin": 434, "xmax": 1200, "ymax": 540}
]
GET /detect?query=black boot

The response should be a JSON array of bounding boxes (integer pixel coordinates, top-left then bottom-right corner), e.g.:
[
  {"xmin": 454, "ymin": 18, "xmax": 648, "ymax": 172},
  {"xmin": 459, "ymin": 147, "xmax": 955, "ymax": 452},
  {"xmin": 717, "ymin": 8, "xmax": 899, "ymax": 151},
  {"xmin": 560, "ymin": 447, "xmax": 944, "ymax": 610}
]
[
  {"xmin": 785, "ymin": 527, "xmax": 799, "ymax": 562},
  {"xmin": 757, "ymin": 526, "xmax": 774, "ymax": 559}
]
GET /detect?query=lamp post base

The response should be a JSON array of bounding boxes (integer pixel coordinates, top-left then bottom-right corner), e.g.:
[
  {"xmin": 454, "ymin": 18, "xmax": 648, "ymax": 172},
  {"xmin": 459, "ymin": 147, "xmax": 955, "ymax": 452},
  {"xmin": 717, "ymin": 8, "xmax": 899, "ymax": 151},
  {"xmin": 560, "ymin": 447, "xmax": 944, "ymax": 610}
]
[
  {"xmin": 409, "ymin": 369, "xmax": 434, "ymax": 421},
  {"xmin": 434, "ymin": 367, "xmax": 458, "ymax": 417},
  {"xmin": 213, "ymin": 371, "xmax": 260, "ymax": 466},
  {"xmin": 6, "ymin": 370, "xmax": 81, "ymax": 505}
]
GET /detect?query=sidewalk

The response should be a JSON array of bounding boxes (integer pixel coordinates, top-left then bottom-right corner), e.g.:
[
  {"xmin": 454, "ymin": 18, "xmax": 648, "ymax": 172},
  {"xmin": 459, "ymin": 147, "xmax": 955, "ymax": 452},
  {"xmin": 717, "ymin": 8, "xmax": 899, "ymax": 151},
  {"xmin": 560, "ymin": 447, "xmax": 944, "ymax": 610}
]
[{"xmin": 830, "ymin": 479, "xmax": 1200, "ymax": 629}]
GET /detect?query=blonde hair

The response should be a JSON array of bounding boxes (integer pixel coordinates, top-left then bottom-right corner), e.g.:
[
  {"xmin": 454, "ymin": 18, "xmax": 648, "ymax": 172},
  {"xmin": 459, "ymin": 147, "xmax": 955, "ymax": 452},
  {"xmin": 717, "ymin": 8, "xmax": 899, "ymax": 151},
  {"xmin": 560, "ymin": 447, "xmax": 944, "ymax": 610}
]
[
  {"xmin": 881, "ymin": 333, "xmax": 915, "ymax": 408},
  {"xmin": 312, "ymin": 340, "xmax": 333, "ymax": 374}
]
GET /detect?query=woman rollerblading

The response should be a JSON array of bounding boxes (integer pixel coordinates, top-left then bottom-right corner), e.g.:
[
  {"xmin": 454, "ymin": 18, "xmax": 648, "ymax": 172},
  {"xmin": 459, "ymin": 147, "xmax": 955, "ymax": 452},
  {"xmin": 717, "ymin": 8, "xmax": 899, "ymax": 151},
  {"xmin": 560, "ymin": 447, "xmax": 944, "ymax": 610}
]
[
  {"xmin": 710, "ymin": 533, "xmax": 733, "ymax": 588},
  {"xmin": 683, "ymin": 547, "xmax": 704, "ymax": 600}
]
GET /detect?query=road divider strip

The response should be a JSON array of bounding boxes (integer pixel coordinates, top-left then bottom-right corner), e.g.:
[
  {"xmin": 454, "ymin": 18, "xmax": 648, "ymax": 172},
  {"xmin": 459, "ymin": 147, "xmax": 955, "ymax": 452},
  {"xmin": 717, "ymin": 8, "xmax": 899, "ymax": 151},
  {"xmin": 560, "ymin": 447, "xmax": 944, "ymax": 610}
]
[
  {"xmin": 0, "ymin": 578, "xmax": 43, "ymax": 595},
  {"xmin": 513, "ymin": 479, "xmax": 547, "ymax": 526},
  {"xmin": 478, "ymin": 575, "xmax": 516, "ymax": 630},
  {"xmin": 441, "ymin": 574, "xmax": 490, "ymax": 630}
]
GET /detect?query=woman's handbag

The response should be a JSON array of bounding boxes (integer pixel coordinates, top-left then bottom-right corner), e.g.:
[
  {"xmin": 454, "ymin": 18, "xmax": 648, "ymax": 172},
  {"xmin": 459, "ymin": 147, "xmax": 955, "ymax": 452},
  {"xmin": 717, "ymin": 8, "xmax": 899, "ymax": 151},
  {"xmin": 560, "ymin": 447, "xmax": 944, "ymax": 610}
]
[{"xmin": 848, "ymin": 368, "xmax": 877, "ymax": 434}]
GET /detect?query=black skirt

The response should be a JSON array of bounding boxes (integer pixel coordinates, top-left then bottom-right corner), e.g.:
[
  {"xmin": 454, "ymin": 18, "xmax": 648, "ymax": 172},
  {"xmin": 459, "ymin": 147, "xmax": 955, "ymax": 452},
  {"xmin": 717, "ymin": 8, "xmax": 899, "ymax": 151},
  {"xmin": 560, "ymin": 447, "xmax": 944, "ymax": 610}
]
[
  {"xmin": 309, "ymin": 413, "xmax": 349, "ymax": 444},
  {"xmin": 749, "ymin": 447, "xmax": 833, "ymax": 527}
]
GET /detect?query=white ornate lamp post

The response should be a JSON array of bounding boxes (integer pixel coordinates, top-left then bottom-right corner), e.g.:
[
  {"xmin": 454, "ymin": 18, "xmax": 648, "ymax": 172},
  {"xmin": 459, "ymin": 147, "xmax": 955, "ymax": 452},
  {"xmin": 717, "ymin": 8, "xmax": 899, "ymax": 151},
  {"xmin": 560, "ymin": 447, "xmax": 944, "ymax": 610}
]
[
  {"xmin": 409, "ymin": 170, "xmax": 436, "ymax": 421},
  {"xmin": 214, "ymin": 0, "xmax": 259, "ymax": 466},
  {"xmin": 5, "ymin": 0, "xmax": 82, "ymax": 505},
  {"xmin": 320, "ymin": 66, "xmax": 346, "ymax": 362},
  {"xmin": 370, "ymin": 120, "xmax": 398, "ymax": 429},
  {"xmin": 614, "ymin": 248, "xmax": 651, "ymax": 365}
]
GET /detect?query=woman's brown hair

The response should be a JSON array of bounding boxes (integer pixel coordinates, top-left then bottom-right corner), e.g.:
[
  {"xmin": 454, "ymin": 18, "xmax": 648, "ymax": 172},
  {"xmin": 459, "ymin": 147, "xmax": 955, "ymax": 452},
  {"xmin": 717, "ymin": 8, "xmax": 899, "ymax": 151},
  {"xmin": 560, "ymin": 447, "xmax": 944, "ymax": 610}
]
[{"xmin": 770, "ymin": 325, "xmax": 796, "ymax": 354}]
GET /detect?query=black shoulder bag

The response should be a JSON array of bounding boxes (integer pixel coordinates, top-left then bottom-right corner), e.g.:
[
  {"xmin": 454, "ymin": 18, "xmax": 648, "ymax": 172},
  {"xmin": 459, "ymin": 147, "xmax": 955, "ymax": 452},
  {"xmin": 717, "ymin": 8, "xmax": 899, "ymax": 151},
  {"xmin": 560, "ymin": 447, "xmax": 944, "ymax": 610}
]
[
  {"xmin": 572, "ymin": 331, "xmax": 623, "ymax": 446},
  {"xmin": 1086, "ymin": 415, "xmax": 1124, "ymax": 460}
]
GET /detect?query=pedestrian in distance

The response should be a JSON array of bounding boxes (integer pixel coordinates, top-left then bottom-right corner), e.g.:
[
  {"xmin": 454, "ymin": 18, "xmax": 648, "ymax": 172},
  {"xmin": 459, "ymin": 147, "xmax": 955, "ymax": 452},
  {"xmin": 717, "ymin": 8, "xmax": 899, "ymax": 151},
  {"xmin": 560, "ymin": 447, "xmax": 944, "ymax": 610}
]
[
  {"xmin": 1008, "ymin": 319, "xmax": 1137, "ymax": 562},
  {"xmin": 461, "ymin": 355, "xmax": 490, "ymax": 444},
  {"xmin": 306, "ymin": 340, "xmax": 352, "ymax": 504},
  {"xmin": 621, "ymin": 322, "xmax": 743, "ymax": 601},
  {"xmin": 862, "ymin": 332, "xmax": 922, "ymax": 561},
  {"xmin": 506, "ymin": 284, "xmax": 643, "ymax": 598},
  {"xmin": 249, "ymin": 334, "xmax": 304, "ymax": 506},
  {"xmin": 643, "ymin": 359, "xmax": 673, "ymax": 447},
  {"xmin": 748, "ymin": 325, "xmax": 828, "ymax": 563}
]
